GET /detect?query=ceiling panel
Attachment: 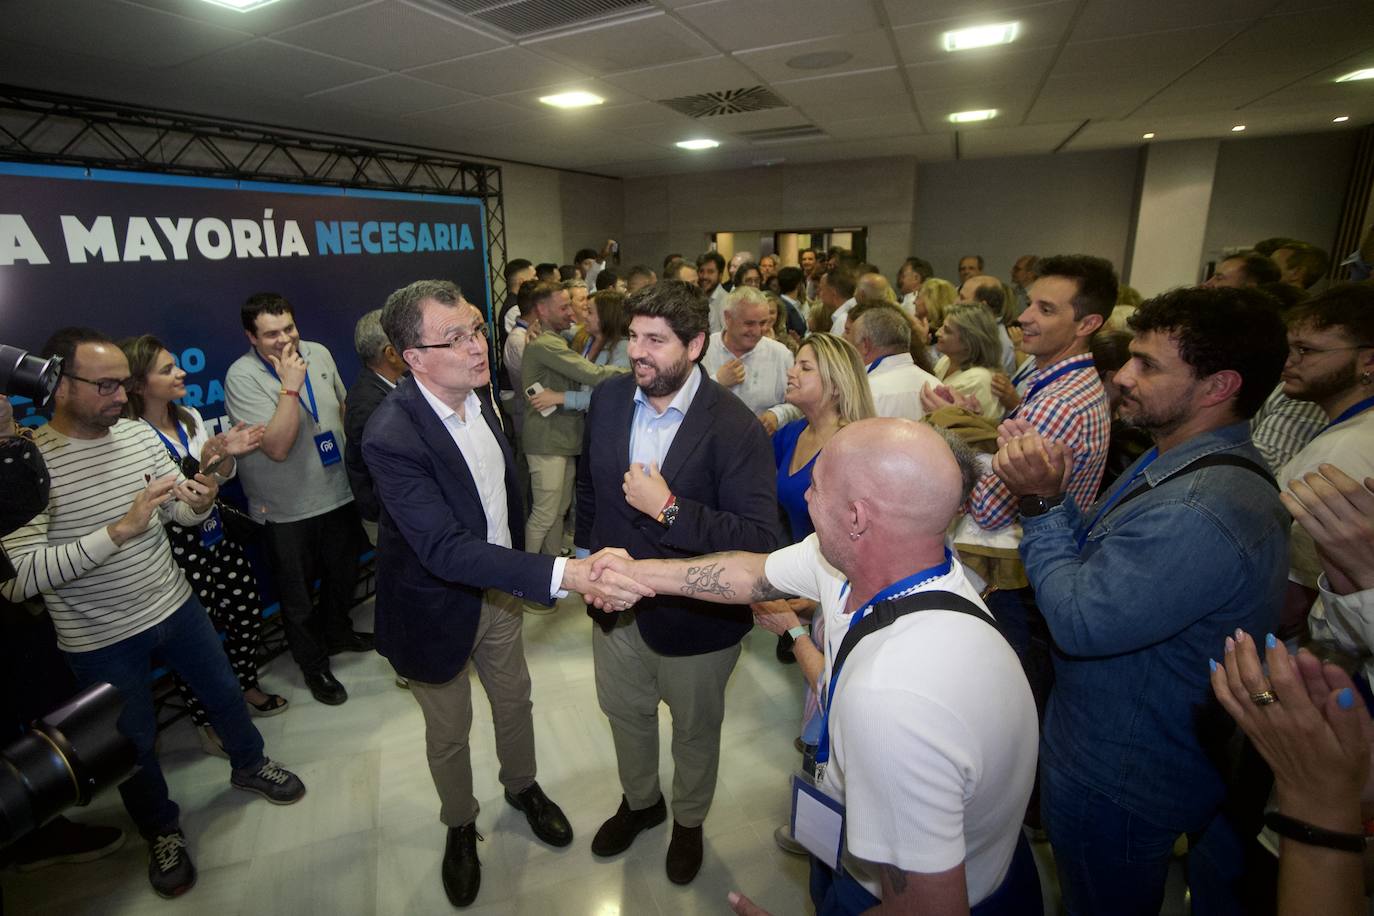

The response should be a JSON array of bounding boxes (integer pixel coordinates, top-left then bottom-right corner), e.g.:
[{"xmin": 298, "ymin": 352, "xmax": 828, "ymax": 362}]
[
  {"xmin": 401, "ymin": 96, "xmax": 542, "ymax": 131},
  {"xmin": 166, "ymin": 38, "xmax": 387, "ymax": 98},
  {"xmin": 407, "ymin": 47, "xmax": 588, "ymax": 96},
  {"xmin": 1069, "ymin": 0, "xmax": 1270, "ymax": 41},
  {"xmin": 1028, "ymin": 72, "xmax": 1167, "ymax": 122},
  {"xmin": 892, "ymin": 1, "xmax": 1077, "ymax": 64},
  {"xmin": 124, "ymin": 0, "xmax": 376, "ymax": 36},
  {"xmin": 272, "ymin": 0, "xmax": 505, "ymax": 70},
  {"xmin": 811, "ymin": 113, "xmax": 924, "ymax": 140},
  {"xmin": 911, "ymin": 80, "xmax": 1038, "ymax": 128},
  {"xmin": 1052, "ymin": 23, "xmax": 1245, "ymax": 76},
  {"xmin": 956, "ymin": 120, "xmax": 1081, "ymax": 157},
  {"xmin": 774, "ymin": 67, "xmax": 913, "ymax": 121},
  {"xmin": 675, "ymin": 0, "xmax": 880, "ymax": 52},
  {"xmin": 5, "ymin": 0, "xmax": 253, "ymax": 68},
  {"xmin": 524, "ymin": 12, "xmax": 717, "ymax": 76},
  {"xmin": 600, "ymin": 56, "xmax": 764, "ymax": 99},
  {"xmin": 494, "ymin": 77, "xmax": 644, "ymax": 115},
  {"xmin": 905, "ymin": 44, "xmax": 1057, "ymax": 91},
  {"xmin": 731, "ymin": 29, "xmax": 896, "ymax": 83},
  {"xmin": 306, "ymin": 73, "xmax": 476, "ymax": 114}
]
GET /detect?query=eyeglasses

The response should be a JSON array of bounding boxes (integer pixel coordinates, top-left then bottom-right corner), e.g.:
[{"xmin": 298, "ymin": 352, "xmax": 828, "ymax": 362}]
[
  {"xmin": 413, "ymin": 323, "xmax": 488, "ymax": 351},
  {"xmin": 65, "ymin": 374, "xmax": 132, "ymax": 396},
  {"xmin": 1287, "ymin": 343, "xmax": 1374, "ymax": 362}
]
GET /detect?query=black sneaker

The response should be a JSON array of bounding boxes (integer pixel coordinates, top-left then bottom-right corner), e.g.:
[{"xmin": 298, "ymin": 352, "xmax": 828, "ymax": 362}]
[
  {"xmin": 147, "ymin": 829, "xmax": 196, "ymax": 898},
  {"xmin": 231, "ymin": 758, "xmax": 307, "ymax": 805},
  {"xmin": 13, "ymin": 816, "xmax": 125, "ymax": 871}
]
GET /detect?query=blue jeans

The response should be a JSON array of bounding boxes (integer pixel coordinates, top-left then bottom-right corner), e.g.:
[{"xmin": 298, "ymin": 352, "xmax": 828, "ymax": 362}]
[
  {"xmin": 64, "ymin": 596, "xmax": 266, "ymax": 836},
  {"xmin": 1041, "ymin": 760, "xmax": 1180, "ymax": 916}
]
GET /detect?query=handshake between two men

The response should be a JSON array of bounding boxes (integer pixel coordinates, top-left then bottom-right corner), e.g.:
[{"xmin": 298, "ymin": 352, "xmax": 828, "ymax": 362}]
[{"xmin": 561, "ymin": 547, "xmax": 778, "ymax": 615}]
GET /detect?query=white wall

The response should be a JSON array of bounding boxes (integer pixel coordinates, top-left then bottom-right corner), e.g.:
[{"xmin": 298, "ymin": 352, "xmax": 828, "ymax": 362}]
[
  {"xmin": 912, "ymin": 149, "xmax": 1140, "ymax": 286},
  {"xmin": 620, "ymin": 157, "xmax": 920, "ymax": 275},
  {"xmin": 1200, "ymin": 131, "xmax": 1358, "ymax": 269},
  {"xmin": 1129, "ymin": 140, "xmax": 1220, "ymax": 297},
  {"xmin": 501, "ymin": 164, "xmax": 625, "ymax": 269}
]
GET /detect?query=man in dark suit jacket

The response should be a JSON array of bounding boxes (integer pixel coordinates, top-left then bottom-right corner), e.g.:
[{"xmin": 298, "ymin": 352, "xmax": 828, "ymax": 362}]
[
  {"xmin": 344, "ymin": 308, "xmax": 406, "ymax": 535},
  {"xmin": 362, "ymin": 280, "xmax": 649, "ymax": 909},
  {"xmin": 575, "ymin": 279, "xmax": 784, "ymax": 885}
]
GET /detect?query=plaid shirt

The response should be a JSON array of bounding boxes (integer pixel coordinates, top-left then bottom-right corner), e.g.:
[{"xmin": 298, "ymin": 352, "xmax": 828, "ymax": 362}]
[{"xmin": 970, "ymin": 353, "xmax": 1111, "ymax": 531}]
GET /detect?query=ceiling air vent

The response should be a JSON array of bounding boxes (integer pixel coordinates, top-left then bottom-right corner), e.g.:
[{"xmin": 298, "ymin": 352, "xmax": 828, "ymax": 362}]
[
  {"xmin": 436, "ymin": 0, "xmax": 651, "ymax": 38},
  {"xmin": 737, "ymin": 125, "xmax": 828, "ymax": 144},
  {"xmin": 658, "ymin": 86, "xmax": 787, "ymax": 119}
]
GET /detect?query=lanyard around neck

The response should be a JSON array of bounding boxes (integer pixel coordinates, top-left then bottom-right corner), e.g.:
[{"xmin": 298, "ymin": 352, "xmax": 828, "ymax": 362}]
[
  {"xmin": 144, "ymin": 416, "xmax": 189, "ymax": 460},
  {"xmin": 1322, "ymin": 394, "xmax": 1374, "ymax": 436},
  {"xmin": 254, "ymin": 348, "xmax": 319, "ymax": 424}
]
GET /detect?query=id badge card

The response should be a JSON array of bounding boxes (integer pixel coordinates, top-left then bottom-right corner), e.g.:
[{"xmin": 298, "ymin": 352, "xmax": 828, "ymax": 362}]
[
  {"xmin": 314, "ymin": 430, "xmax": 341, "ymax": 467},
  {"xmin": 199, "ymin": 507, "xmax": 225, "ymax": 549},
  {"xmin": 790, "ymin": 771, "xmax": 845, "ymax": 869}
]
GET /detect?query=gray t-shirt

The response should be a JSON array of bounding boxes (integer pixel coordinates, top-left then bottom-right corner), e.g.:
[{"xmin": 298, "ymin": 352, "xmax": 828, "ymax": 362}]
[{"xmin": 225, "ymin": 340, "xmax": 353, "ymax": 523}]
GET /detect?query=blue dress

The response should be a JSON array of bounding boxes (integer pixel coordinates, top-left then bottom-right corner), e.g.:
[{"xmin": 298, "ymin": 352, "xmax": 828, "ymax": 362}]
[{"xmin": 773, "ymin": 419, "xmax": 819, "ymax": 542}]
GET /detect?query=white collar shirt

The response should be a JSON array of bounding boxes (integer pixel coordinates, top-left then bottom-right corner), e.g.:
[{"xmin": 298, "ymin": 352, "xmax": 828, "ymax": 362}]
[{"xmin": 414, "ymin": 380, "xmax": 511, "ymax": 549}]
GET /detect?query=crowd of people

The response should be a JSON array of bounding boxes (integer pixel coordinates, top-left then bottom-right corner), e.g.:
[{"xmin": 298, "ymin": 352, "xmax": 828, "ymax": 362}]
[{"xmin": 2, "ymin": 229, "xmax": 1374, "ymax": 916}]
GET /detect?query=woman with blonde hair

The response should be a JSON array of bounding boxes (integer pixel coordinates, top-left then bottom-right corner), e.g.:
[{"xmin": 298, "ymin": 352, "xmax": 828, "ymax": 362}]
[
  {"xmin": 932, "ymin": 303, "xmax": 1005, "ymax": 420},
  {"xmin": 915, "ymin": 277, "xmax": 957, "ymax": 341}
]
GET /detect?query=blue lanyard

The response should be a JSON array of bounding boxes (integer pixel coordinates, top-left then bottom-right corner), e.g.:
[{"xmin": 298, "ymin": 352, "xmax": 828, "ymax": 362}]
[
  {"xmin": 515, "ymin": 319, "xmax": 529, "ymax": 330},
  {"xmin": 144, "ymin": 418, "xmax": 190, "ymax": 461},
  {"xmin": 1011, "ymin": 361, "xmax": 1037, "ymax": 387},
  {"xmin": 1009, "ymin": 355, "xmax": 1094, "ymax": 420},
  {"xmin": 866, "ymin": 355, "xmax": 892, "ymax": 374},
  {"xmin": 1077, "ymin": 447, "xmax": 1160, "ymax": 550},
  {"xmin": 816, "ymin": 550, "xmax": 954, "ymax": 769},
  {"xmin": 1322, "ymin": 395, "xmax": 1374, "ymax": 436},
  {"xmin": 254, "ymin": 348, "xmax": 319, "ymax": 425}
]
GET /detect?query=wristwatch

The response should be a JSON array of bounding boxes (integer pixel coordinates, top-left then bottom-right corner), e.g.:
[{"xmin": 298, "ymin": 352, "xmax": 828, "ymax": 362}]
[
  {"xmin": 786, "ymin": 624, "xmax": 811, "ymax": 641},
  {"xmin": 656, "ymin": 494, "xmax": 679, "ymax": 528},
  {"xmin": 1018, "ymin": 494, "xmax": 1064, "ymax": 518}
]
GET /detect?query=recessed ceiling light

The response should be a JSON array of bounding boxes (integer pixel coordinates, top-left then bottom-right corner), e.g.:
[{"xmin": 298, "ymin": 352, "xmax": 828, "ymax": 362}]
[
  {"xmin": 786, "ymin": 51, "xmax": 854, "ymax": 71},
  {"xmin": 943, "ymin": 22, "xmax": 1020, "ymax": 52},
  {"xmin": 948, "ymin": 109, "xmax": 998, "ymax": 123},
  {"xmin": 197, "ymin": 0, "xmax": 281, "ymax": 9},
  {"xmin": 1142, "ymin": 132, "xmax": 1155, "ymax": 139},
  {"xmin": 1334, "ymin": 115, "xmax": 1350, "ymax": 123},
  {"xmin": 676, "ymin": 139, "xmax": 720, "ymax": 150},
  {"xmin": 1231, "ymin": 125, "xmax": 1246, "ymax": 132},
  {"xmin": 539, "ymin": 91, "xmax": 604, "ymax": 109},
  {"xmin": 1335, "ymin": 68, "xmax": 1374, "ymax": 82}
]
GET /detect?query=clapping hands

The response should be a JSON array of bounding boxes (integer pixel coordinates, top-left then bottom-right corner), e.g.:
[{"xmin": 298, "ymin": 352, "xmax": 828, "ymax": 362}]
[{"xmin": 1281, "ymin": 464, "xmax": 1374, "ymax": 596}]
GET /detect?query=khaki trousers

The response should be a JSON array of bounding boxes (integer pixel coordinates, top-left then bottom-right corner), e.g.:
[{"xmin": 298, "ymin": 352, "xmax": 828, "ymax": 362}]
[
  {"xmin": 408, "ymin": 591, "xmax": 535, "ymax": 827},
  {"xmin": 525, "ymin": 453, "xmax": 575, "ymax": 556},
  {"xmin": 593, "ymin": 613, "xmax": 741, "ymax": 827}
]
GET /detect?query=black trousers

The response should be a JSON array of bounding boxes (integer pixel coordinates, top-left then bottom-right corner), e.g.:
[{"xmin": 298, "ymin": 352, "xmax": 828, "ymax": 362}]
[{"xmin": 263, "ymin": 502, "xmax": 363, "ymax": 675}]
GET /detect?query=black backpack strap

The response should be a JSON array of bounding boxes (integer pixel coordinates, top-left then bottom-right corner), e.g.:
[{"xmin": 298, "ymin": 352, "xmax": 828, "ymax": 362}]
[
  {"xmin": 1112, "ymin": 453, "xmax": 1277, "ymax": 516},
  {"xmin": 832, "ymin": 590, "xmax": 993, "ymax": 677}
]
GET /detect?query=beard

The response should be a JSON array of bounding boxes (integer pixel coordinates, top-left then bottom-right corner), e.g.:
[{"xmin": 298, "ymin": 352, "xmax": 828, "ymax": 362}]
[
  {"xmin": 636, "ymin": 353, "xmax": 695, "ymax": 398},
  {"xmin": 1117, "ymin": 391, "xmax": 1191, "ymax": 439},
  {"xmin": 1288, "ymin": 359, "xmax": 1360, "ymax": 407}
]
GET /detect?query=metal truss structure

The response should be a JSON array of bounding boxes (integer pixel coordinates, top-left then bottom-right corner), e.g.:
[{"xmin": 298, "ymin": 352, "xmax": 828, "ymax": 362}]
[{"xmin": 0, "ymin": 84, "xmax": 510, "ymax": 308}]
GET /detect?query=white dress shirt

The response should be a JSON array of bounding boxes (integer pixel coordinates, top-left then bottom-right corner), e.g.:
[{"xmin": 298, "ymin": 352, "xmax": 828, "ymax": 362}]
[
  {"xmin": 707, "ymin": 284, "xmax": 729, "ymax": 334},
  {"xmin": 829, "ymin": 297, "xmax": 857, "ymax": 335},
  {"xmin": 866, "ymin": 352, "xmax": 940, "ymax": 421},
  {"xmin": 700, "ymin": 332, "xmax": 793, "ymax": 417}
]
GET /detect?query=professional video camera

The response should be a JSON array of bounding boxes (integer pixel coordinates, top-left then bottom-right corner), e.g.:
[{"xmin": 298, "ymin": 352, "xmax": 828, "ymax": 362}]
[
  {"xmin": 1, "ymin": 684, "xmax": 134, "ymax": 850},
  {"xmin": 0, "ymin": 344, "xmax": 62, "ymax": 408}
]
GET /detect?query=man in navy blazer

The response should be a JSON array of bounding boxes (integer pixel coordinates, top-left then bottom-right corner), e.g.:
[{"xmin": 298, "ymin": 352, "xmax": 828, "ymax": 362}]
[
  {"xmin": 362, "ymin": 279, "xmax": 649, "ymax": 909},
  {"xmin": 575, "ymin": 279, "xmax": 784, "ymax": 884}
]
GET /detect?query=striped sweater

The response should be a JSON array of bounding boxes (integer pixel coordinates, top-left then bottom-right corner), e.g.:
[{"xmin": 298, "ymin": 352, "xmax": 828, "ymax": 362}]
[{"xmin": 1, "ymin": 420, "xmax": 208, "ymax": 652}]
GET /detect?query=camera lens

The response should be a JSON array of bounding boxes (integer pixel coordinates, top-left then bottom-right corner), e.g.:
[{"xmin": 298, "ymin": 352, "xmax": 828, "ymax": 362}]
[{"xmin": 0, "ymin": 345, "xmax": 64, "ymax": 408}]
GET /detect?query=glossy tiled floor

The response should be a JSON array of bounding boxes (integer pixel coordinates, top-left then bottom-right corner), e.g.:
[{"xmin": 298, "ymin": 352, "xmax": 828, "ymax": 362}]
[{"xmin": 4, "ymin": 595, "xmax": 1189, "ymax": 915}]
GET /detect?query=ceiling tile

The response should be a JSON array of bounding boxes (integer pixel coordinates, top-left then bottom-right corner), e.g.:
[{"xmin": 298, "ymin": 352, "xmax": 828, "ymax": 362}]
[
  {"xmin": 911, "ymin": 80, "xmax": 1037, "ymax": 127},
  {"xmin": 272, "ymin": 0, "xmax": 505, "ymax": 70},
  {"xmin": 1069, "ymin": 0, "xmax": 1270, "ymax": 41},
  {"xmin": 401, "ymin": 97, "xmax": 541, "ymax": 131},
  {"xmin": 494, "ymin": 77, "xmax": 643, "ymax": 115},
  {"xmin": 1027, "ymin": 72, "xmax": 1164, "ymax": 122},
  {"xmin": 956, "ymin": 121, "xmax": 1082, "ymax": 157},
  {"xmin": 733, "ymin": 29, "xmax": 896, "ymax": 83},
  {"xmin": 524, "ymin": 12, "xmax": 717, "ymax": 76},
  {"xmin": 1053, "ymin": 23, "xmax": 1245, "ymax": 76},
  {"xmin": 408, "ymin": 47, "xmax": 588, "ymax": 96},
  {"xmin": 676, "ymin": 0, "xmax": 880, "ymax": 52},
  {"xmin": 905, "ymin": 44, "xmax": 1057, "ymax": 91},
  {"xmin": 308, "ymin": 73, "xmax": 475, "ymax": 113},
  {"xmin": 891, "ymin": 0, "xmax": 1077, "ymax": 60},
  {"xmin": 602, "ymin": 56, "xmax": 763, "ymax": 99},
  {"xmin": 166, "ymin": 38, "xmax": 387, "ymax": 97},
  {"xmin": 774, "ymin": 67, "xmax": 913, "ymax": 121},
  {"xmin": 4, "ymin": 0, "xmax": 253, "ymax": 68},
  {"xmin": 124, "ymin": 0, "xmax": 376, "ymax": 36},
  {"xmin": 812, "ymin": 113, "xmax": 924, "ymax": 140}
]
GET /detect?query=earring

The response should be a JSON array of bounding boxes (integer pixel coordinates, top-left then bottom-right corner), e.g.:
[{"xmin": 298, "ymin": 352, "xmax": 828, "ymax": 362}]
[
  {"xmin": 1362, "ymin": 372, "xmax": 1372, "ymax": 386},
  {"xmin": 849, "ymin": 531, "xmax": 861, "ymax": 541}
]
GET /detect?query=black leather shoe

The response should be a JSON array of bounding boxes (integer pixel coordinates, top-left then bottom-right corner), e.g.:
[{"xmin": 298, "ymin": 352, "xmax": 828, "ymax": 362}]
[
  {"xmin": 590, "ymin": 794, "xmax": 666, "ymax": 857},
  {"xmin": 504, "ymin": 782, "xmax": 572, "ymax": 847},
  {"xmin": 327, "ymin": 630, "xmax": 375, "ymax": 655},
  {"xmin": 442, "ymin": 823, "xmax": 481, "ymax": 908},
  {"xmin": 665, "ymin": 821, "xmax": 704, "ymax": 885},
  {"xmin": 303, "ymin": 669, "xmax": 347, "ymax": 706}
]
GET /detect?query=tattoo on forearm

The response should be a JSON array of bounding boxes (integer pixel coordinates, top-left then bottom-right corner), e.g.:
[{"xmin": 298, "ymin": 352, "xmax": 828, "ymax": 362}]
[
  {"xmin": 882, "ymin": 865, "xmax": 910, "ymax": 894},
  {"xmin": 750, "ymin": 576, "xmax": 788, "ymax": 602},
  {"xmin": 682, "ymin": 563, "xmax": 736, "ymax": 599}
]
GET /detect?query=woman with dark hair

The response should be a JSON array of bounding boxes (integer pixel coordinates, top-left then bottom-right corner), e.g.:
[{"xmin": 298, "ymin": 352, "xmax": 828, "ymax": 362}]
[
  {"xmin": 732, "ymin": 261, "xmax": 763, "ymax": 291},
  {"xmin": 120, "ymin": 335, "xmax": 285, "ymax": 756},
  {"xmin": 586, "ymin": 289, "xmax": 631, "ymax": 368}
]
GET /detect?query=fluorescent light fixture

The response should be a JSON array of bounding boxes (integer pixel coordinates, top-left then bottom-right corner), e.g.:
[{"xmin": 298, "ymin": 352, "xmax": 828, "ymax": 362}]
[
  {"xmin": 1333, "ymin": 115, "xmax": 1350, "ymax": 123},
  {"xmin": 943, "ymin": 22, "xmax": 1020, "ymax": 52},
  {"xmin": 197, "ymin": 0, "xmax": 281, "ymax": 9},
  {"xmin": 1142, "ymin": 132, "xmax": 1155, "ymax": 139},
  {"xmin": 1231, "ymin": 124, "xmax": 1246, "ymax": 132},
  {"xmin": 948, "ymin": 109, "xmax": 998, "ymax": 123},
  {"xmin": 675, "ymin": 139, "xmax": 720, "ymax": 150},
  {"xmin": 538, "ymin": 91, "xmax": 604, "ymax": 109},
  {"xmin": 1335, "ymin": 68, "xmax": 1374, "ymax": 82}
]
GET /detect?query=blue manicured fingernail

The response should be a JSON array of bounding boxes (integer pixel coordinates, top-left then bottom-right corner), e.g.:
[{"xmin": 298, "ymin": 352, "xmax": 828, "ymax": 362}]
[
  {"xmin": 1209, "ymin": 658, "xmax": 1217, "ymax": 673},
  {"xmin": 1338, "ymin": 688, "xmax": 1355, "ymax": 710},
  {"xmin": 1265, "ymin": 633, "xmax": 1277, "ymax": 649}
]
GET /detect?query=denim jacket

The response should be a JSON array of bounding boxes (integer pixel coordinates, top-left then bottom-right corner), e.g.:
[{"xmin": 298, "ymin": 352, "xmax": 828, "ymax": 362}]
[{"xmin": 1021, "ymin": 421, "xmax": 1289, "ymax": 829}]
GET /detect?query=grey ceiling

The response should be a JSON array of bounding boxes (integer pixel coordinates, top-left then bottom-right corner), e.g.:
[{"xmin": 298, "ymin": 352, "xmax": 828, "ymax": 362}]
[{"xmin": 2, "ymin": 0, "xmax": 1371, "ymax": 177}]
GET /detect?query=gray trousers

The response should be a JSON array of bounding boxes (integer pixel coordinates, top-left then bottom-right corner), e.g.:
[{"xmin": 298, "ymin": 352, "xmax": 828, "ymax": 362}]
[
  {"xmin": 409, "ymin": 591, "xmax": 536, "ymax": 828},
  {"xmin": 593, "ymin": 613, "xmax": 741, "ymax": 828}
]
